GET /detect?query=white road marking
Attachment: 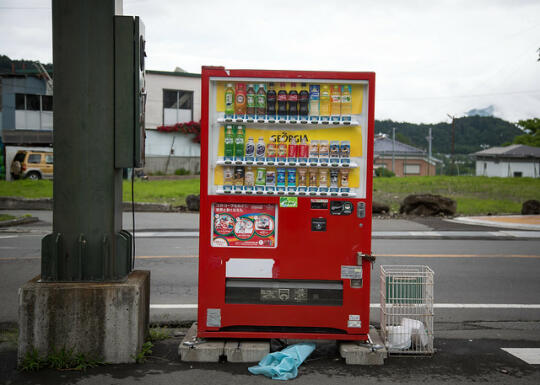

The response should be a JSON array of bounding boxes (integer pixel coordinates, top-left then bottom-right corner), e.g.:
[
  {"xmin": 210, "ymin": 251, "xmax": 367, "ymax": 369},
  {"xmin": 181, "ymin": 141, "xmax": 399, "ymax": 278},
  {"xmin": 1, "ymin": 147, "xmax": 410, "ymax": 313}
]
[
  {"xmin": 501, "ymin": 348, "xmax": 540, "ymax": 364},
  {"xmin": 150, "ymin": 303, "xmax": 540, "ymax": 310},
  {"xmin": 135, "ymin": 231, "xmax": 200, "ymax": 238}
]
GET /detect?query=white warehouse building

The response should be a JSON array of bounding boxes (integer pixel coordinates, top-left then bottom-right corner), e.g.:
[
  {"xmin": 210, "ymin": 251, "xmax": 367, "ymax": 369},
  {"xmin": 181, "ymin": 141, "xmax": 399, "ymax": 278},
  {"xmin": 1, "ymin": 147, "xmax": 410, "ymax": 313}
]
[{"xmin": 473, "ymin": 144, "xmax": 540, "ymax": 178}]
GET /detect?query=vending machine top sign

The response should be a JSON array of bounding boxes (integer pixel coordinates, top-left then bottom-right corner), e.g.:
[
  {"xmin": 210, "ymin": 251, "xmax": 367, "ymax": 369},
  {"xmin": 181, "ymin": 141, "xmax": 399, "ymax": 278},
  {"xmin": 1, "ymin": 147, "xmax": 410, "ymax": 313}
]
[{"xmin": 198, "ymin": 67, "xmax": 375, "ymax": 341}]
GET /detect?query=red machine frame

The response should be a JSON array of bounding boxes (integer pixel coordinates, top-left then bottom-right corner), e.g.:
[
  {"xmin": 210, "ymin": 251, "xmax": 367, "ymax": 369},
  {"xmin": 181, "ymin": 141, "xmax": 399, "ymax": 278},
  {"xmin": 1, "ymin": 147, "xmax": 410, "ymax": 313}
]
[{"xmin": 198, "ymin": 67, "xmax": 375, "ymax": 341}]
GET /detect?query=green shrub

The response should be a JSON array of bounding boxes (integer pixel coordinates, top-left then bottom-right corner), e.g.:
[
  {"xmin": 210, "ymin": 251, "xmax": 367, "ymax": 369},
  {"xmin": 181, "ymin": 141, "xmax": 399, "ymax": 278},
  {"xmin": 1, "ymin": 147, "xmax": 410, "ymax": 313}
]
[
  {"xmin": 375, "ymin": 168, "xmax": 395, "ymax": 177},
  {"xmin": 174, "ymin": 168, "xmax": 191, "ymax": 176}
]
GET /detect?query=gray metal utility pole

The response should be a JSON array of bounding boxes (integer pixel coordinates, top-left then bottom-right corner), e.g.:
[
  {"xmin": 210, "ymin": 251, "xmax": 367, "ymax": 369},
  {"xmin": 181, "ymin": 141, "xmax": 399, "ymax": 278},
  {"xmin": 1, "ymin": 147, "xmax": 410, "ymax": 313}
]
[
  {"xmin": 41, "ymin": 0, "xmax": 132, "ymax": 281},
  {"xmin": 426, "ymin": 126, "xmax": 432, "ymax": 176},
  {"xmin": 447, "ymin": 114, "xmax": 456, "ymax": 173},
  {"xmin": 392, "ymin": 127, "xmax": 396, "ymax": 173}
]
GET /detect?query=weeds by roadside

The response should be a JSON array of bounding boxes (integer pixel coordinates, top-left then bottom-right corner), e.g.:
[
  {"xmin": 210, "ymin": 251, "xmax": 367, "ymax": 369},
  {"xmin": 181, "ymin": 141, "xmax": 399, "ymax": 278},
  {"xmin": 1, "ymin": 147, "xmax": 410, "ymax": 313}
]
[{"xmin": 19, "ymin": 347, "xmax": 104, "ymax": 372}]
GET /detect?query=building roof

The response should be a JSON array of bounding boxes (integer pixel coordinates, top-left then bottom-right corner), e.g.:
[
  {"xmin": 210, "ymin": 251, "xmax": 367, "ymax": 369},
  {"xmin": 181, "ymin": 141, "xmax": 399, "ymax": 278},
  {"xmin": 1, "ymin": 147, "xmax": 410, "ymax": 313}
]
[
  {"xmin": 473, "ymin": 144, "xmax": 540, "ymax": 159},
  {"xmin": 374, "ymin": 135, "xmax": 426, "ymax": 156},
  {"xmin": 146, "ymin": 70, "xmax": 201, "ymax": 78}
]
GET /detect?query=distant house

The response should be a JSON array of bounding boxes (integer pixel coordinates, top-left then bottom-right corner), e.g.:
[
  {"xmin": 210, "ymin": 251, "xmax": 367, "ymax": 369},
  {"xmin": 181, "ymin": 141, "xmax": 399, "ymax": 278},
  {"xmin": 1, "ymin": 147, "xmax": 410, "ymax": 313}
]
[
  {"xmin": 144, "ymin": 69, "xmax": 201, "ymax": 174},
  {"xmin": 473, "ymin": 144, "xmax": 540, "ymax": 177},
  {"xmin": 0, "ymin": 70, "xmax": 53, "ymax": 180},
  {"xmin": 373, "ymin": 134, "xmax": 437, "ymax": 176}
]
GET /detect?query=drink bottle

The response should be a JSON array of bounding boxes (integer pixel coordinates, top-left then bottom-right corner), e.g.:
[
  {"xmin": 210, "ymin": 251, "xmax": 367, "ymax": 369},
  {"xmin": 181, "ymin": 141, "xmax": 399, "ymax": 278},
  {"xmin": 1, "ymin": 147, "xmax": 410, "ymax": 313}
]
[
  {"xmin": 287, "ymin": 168, "xmax": 296, "ymax": 187},
  {"xmin": 234, "ymin": 166, "xmax": 244, "ymax": 185},
  {"xmin": 245, "ymin": 167, "xmax": 255, "ymax": 186},
  {"xmin": 266, "ymin": 168, "xmax": 276, "ymax": 186},
  {"xmin": 298, "ymin": 83, "xmax": 309, "ymax": 117},
  {"xmin": 266, "ymin": 82, "xmax": 277, "ymax": 117},
  {"xmin": 287, "ymin": 136, "xmax": 297, "ymax": 158},
  {"xmin": 319, "ymin": 84, "xmax": 331, "ymax": 121},
  {"xmin": 341, "ymin": 85, "xmax": 352, "ymax": 121},
  {"xmin": 340, "ymin": 141, "xmax": 351, "ymax": 158},
  {"xmin": 256, "ymin": 84, "xmax": 266, "ymax": 116},
  {"xmin": 224, "ymin": 83, "xmax": 235, "ymax": 116},
  {"xmin": 235, "ymin": 83, "xmax": 246, "ymax": 117},
  {"xmin": 298, "ymin": 168, "xmax": 308, "ymax": 186},
  {"xmin": 256, "ymin": 137, "xmax": 266, "ymax": 159},
  {"xmin": 246, "ymin": 84, "xmax": 256, "ymax": 117},
  {"xmin": 277, "ymin": 136, "xmax": 288, "ymax": 159},
  {"xmin": 223, "ymin": 166, "xmax": 233, "ymax": 185},
  {"xmin": 288, "ymin": 83, "xmax": 298, "ymax": 119},
  {"xmin": 234, "ymin": 125, "xmax": 245, "ymax": 157},
  {"xmin": 245, "ymin": 137, "xmax": 255, "ymax": 158},
  {"xmin": 277, "ymin": 83, "xmax": 288, "ymax": 118},
  {"xmin": 224, "ymin": 125, "xmax": 234, "ymax": 157},
  {"xmin": 330, "ymin": 85, "xmax": 341, "ymax": 122},
  {"xmin": 309, "ymin": 85, "xmax": 320, "ymax": 121},
  {"xmin": 267, "ymin": 137, "xmax": 277, "ymax": 158},
  {"xmin": 255, "ymin": 168, "xmax": 266, "ymax": 186},
  {"xmin": 297, "ymin": 137, "xmax": 309, "ymax": 158}
]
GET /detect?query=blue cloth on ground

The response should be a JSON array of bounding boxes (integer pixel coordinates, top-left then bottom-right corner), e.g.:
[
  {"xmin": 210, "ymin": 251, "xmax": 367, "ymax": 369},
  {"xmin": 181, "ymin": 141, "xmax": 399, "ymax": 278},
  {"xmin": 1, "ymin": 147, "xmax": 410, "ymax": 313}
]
[{"xmin": 248, "ymin": 342, "xmax": 316, "ymax": 380}]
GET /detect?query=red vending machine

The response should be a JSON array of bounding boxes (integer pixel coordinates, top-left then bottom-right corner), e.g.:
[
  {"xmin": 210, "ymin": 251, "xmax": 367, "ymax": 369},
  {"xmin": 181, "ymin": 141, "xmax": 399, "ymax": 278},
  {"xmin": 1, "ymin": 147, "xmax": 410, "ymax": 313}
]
[{"xmin": 198, "ymin": 67, "xmax": 375, "ymax": 341}]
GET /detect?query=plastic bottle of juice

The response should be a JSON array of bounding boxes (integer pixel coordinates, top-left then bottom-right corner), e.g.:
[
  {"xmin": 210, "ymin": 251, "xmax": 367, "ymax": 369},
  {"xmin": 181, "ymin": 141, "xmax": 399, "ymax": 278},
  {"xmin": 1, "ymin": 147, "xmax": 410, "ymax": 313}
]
[
  {"xmin": 224, "ymin": 125, "xmax": 234, "ymax": 157},
  {"xmin": 234, "ymin": 125, "xmax": 245, "ymax": 157},
  {"xmin": 330, "ymin": 85, "xmax": 341, "ymax": 122},
  {"xmin": 224, "ymin": 83, "xmax": 235, "ymax": 116},
  {"xmin": 256, "ymin": 84, "xmax": 266, "ymax": 116},
  {"xmin": 246, "ymin": 84, "xmax": 256, "ymax": 117},
  {"xmin": 319, "ymin": 84, "xmax": 331, "ymax": 121},
  {"xmin": 235, "ymin": 83, "xmax": 246, "ymax": 116},
  {"xmin": 309, "ymin": 85, "xmax": 320, "ymax": 121},
  {"xmin": 341, "ymin": 85, "xmax": 352, "ymax": 121}
]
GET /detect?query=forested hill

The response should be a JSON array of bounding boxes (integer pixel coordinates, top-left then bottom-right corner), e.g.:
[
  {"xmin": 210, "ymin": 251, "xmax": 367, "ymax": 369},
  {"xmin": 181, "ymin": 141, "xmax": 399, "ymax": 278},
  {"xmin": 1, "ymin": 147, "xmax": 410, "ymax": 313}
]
[{"xmin": 375, "ymin": 116, "xmax": 522, "ymax": 154}]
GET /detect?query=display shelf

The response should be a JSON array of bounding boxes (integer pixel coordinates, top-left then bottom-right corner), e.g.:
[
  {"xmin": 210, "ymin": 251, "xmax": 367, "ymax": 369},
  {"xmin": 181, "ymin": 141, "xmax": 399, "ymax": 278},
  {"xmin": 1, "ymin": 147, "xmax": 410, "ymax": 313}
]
[
  {"xmin": 216, "ymin": 158, "xmax": 357, "ymax": 168},
  {"xmin": 217, "ymin": 117, "xmax": 359, "ymax": 127},
  {"xmin": 215, "ymin": 187, "xmax": 356, "ymax": 198}
]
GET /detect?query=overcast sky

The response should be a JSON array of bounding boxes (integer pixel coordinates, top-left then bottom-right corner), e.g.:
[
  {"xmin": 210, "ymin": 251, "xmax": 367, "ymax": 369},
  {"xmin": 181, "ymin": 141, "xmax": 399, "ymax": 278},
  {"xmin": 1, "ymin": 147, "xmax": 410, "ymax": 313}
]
[{"xmin": 1, "ymin": 0, "xmax": 539, "ymax": 124}]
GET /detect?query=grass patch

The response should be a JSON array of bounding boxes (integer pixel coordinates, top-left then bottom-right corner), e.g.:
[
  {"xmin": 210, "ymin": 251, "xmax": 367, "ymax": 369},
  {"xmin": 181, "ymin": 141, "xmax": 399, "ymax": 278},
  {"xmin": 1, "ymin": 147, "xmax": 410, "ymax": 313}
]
[
  {"xmin": 149, "ymin": 327, "xmax": 171, "ymax": 341},
  {"xmin": 19, "ymin": 347, "xmax": 103, "ymax": 372},
  {"xmin": 0, "ymin": 214, "xmax": 17, "ymax": 222},
  {"xmin": 0, "ymin": 178, "xmax": 200, "ymax": 207},
  {"xmin": 2, "ymin": 176, "xmax": 538, "ymax": 215},
  {"xmin": 123, "ymin": 178, "xmax": 200, "ymax": 206},
  {"xmin": 373, "ymin": 176, "xmax": 540, "ymax": 215}
]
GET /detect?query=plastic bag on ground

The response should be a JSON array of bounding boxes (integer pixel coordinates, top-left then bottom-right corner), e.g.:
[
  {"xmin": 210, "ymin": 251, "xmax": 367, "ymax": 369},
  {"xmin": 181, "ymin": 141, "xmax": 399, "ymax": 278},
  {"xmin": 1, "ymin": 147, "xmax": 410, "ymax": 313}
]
[
  {"xmin": 248, "ymin": 342, "xmax": 316, "ymax": 380},
  {"xmin": 401, "ymin": 317, "xmax": 429, "ymax": 347}
]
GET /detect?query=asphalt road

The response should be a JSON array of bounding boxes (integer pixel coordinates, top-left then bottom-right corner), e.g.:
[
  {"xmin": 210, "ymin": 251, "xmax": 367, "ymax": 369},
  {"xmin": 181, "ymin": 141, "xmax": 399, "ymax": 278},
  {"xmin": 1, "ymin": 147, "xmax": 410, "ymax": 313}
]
[{"xmin": 1, "ymin": 231, "xmax": 539, "ymax": 324}]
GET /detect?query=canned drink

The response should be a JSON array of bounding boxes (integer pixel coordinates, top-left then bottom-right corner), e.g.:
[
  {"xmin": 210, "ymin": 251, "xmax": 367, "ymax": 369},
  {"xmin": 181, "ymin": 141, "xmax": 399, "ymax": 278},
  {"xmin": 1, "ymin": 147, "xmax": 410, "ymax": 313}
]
[
  {"xmin": 267, "ymin": 137, "xmax": 277, "ymax": 157},
  {"xmin": 340, "ymin": 140, "xmax": 351, "ymax": 158},
  {"xmin": 309, "ymin": 140, "xmax": 319, "ymax": 158},
  {"xmin": 330, "ymin": 168, "xmax": 339, "ymax": 188},
  {"xmin": 319, "ymin": 140, "xmax": 329, "ymax": 157},
  {"xmin": 255, "ymin": 168, "xmax": 266, "ymax": 186},
  {"xmin": 329, "ymin": 141, "xmax": 340, "ymax": 158},
  {"xmin": 245, "ymin": 166, "xmax": 255, "ymax": 186},
  {"xmin": 223, "ymin": 166, "xmax": 233, "ymax": 185},
  {"xmin": 233, "ymin": 166, "xmax": 244, "ymax": 185},
  {"xmin": 298, "ymin": 137, "xmax": 309, "ymax": 158},
  {"xmin": 339, "ymin": 168, "xmax": 350, "ymax": 187},
  {"xmin": 277, "ymin": 138, "xmax": 288, "ymax": 158},
  {"xmin": 298, "ymin": 168, "xmax": 308, "ymax": 186},
  {"xmin": 277, "ymin": 167, "xmax": 286, "ymax": 186},
  {"xmin": 287, "ymin": 168, "xmax": 296, "ymax": 187},
  {"xmin": 319, "ymin": 168, "xmax": 329, "ymax": 187},
  {"xmin": 309, "ymin": 168, "xmax": 318, "ymax": 187},
  {"xmin": 266, "ymin": 168, "xmax": 276, "ymax": 186}
]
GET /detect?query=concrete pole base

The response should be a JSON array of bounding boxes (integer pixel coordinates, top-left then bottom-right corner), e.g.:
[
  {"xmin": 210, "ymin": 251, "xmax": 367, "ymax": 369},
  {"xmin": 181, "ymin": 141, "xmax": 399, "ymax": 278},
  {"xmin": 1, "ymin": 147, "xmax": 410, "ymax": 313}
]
[{"xmin": 18, "ymin": 270, "xmax": 150, "ymax": 364}]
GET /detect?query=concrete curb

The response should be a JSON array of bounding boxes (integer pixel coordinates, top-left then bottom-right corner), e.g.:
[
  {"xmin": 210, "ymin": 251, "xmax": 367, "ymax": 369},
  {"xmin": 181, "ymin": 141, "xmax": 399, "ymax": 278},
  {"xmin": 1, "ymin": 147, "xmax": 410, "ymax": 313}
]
[
  {"xmin": 0, "ymin": 197, "xmax": 194, "ymax": 213},
  {"xmin": 0, "ymin": 216, "xmax": 39, "ymax": 228}
]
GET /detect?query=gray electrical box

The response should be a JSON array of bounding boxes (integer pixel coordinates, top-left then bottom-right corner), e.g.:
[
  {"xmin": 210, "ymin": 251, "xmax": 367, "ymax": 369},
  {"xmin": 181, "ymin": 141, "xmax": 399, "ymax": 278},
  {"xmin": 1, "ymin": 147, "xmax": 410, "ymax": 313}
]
[{"xmin": 114, "ymin": 16, "xmax": 146, "ymax": 168}]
